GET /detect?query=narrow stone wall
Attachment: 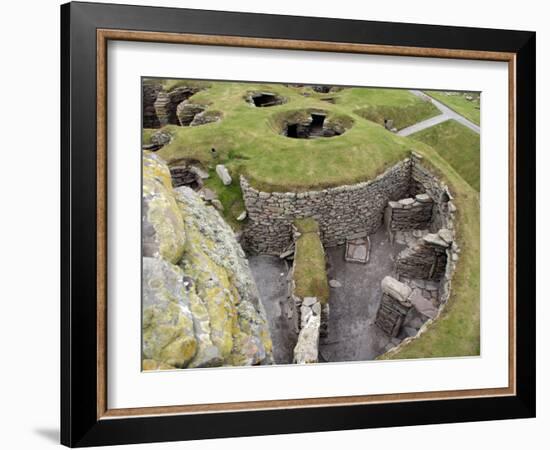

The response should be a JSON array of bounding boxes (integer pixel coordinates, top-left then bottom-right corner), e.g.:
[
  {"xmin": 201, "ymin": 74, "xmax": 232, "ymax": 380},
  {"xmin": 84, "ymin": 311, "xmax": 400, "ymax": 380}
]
[{"xmin": 241, "ymin": 159, "xmax": 411, "ymax": 255}]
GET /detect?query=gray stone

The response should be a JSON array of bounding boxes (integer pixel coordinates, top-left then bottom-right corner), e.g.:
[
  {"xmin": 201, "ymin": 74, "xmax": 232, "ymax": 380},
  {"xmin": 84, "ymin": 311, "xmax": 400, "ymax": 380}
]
[
  {"xmin": 293, "ymin": 314, "xmax": 320, "ymax": 364},
  {"xmin": 381, "ymin": 276, "xmax": 412, "ymax": 304},
  {"xmin": 423, "ymin": 233, "xmax": 449, "ymax": 248},
  {"xmin": 211, "ymin": 199, "xmax": 224, "ymax": 211},
  {"xmin": 189, "ymin": 165, "xmax": 210, "ymax": 179},
  {"xmin": 303, "ymin": 296, "xmax": 317, "ymax": 307},
  {"xmin": 408, "ymin": 289, "xmax": 438, "ymax": 319},
  {"xmin": 236, "ymin": 211, "xmax": 247, "ymax": 221},
  {"xmin": 215, "ymin": 164, "xmax": 232, "ymax": 186},
  {"xmin": 415, "ymin": 193, "xmax": 432, "ymax": 203},
  {"xmin": 398, "ymin": 198, "xmax": 415, "ymax": 206},
  {"xmin": 403, "ymin": 326, "xmax": 417, "ymax": 337},
  {"xmin": 329, "ymin": 279, "xmax": 342, "ymax": 288},
  {"xmin": 198, "ymin": 187, "xmax": 217, "ymax": 202},
  {"xmin": 438, "ymin": 228, "xmax": 454, "ymax": 244},
  {"xmin": 312, "ymin": 302, "xmax": 321, "ymax": 316}
]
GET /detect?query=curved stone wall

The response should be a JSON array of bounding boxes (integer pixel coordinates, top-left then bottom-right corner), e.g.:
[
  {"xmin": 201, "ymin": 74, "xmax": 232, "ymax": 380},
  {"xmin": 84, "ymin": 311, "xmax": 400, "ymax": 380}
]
[{"xmin": 241, "ymin": 159, "xmax": 411, "ymax": 254}]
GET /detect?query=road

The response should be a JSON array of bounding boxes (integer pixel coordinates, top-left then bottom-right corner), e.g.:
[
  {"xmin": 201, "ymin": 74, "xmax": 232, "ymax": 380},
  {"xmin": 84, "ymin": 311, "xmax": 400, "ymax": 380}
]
[{"xmin": 397, "ymin": 90, "xmax": 480, "ymax": 137}]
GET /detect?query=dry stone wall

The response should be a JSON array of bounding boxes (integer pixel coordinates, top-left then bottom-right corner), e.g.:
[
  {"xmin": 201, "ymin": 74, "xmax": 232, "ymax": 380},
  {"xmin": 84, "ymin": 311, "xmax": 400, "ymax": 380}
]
[
  {"xmin": 384, "ymin": 194, "xmax": 433, "ymax": 232},
  {"xmin": 241, "ymin": 159, "xmax": 411, "ymax": 255}
]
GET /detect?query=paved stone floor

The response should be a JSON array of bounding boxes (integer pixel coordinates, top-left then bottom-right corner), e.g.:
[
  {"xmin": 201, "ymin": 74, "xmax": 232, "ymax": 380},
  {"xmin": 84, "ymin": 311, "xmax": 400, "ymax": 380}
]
[
  {"xmin": 248, "ymin": 255, "xmax": 297, "ymax": 364},
  {"xmin": 320, "ymin": 229, "xmax": 406, "ymax": 362}
]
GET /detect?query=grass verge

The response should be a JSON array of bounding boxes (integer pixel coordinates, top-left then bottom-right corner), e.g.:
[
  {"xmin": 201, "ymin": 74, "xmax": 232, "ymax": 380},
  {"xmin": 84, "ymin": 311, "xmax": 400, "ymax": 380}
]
[{"xmin": 411, "ymin": 120, "xmax": 480, "ymax": 191}]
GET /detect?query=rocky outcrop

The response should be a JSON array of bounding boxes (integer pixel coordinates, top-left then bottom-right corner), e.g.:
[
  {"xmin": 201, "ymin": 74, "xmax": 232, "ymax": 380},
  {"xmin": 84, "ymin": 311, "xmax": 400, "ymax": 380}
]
[{"xmin": 142, "ymin": 152, "xmax": 273, "ymax": 370}]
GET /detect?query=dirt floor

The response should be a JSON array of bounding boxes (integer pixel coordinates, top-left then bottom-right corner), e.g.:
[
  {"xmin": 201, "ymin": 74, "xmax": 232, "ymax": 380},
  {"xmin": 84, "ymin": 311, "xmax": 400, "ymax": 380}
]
[
  {"xmin": 248, "ymin": 228, "xmax": 408, "ymax": 365},
  {"xmin": 319, "ymin": 229, "xmax": 406, "ymax": 362}
]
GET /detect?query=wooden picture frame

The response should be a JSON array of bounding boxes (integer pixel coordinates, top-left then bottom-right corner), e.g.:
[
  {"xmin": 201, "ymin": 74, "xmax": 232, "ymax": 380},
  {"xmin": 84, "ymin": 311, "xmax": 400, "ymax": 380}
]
[{"xmin": 61, "ymin": 1, "xmax": 535, "ymax": 447}]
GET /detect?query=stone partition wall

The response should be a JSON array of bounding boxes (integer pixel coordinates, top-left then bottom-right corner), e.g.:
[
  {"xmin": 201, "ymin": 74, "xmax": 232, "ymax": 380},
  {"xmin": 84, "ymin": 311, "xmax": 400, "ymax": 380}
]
[
  {"xmin": 241, "ymin": 159, "xmax": 411, "ymax": 255},
  {"xmin": 384, "ymin": 194, "xmax": 433, "ymax": 232}
]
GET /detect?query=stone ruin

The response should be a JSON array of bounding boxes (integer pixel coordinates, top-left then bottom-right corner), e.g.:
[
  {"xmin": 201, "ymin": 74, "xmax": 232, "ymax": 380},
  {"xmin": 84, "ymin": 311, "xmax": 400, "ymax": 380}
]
[
  {"xmin": 167, "ymin": 162, "xmax": 210, "ymax": 191},
  {"xmin": 242, "ymin": 152, "xmax": 460, "ymax": 359},
  {"xmin": 246, "ymin": 91, "xmax": 286, "ymax": 107},
  {"xmin": 142, "ymin": 82, "xmax": 222, "ymax": 133},
  {"xmin": 153, "ymin": 86, "xmax": 202, "ymax": 126},
  {"xmin": 281, "ymin": 111, "xmax": 349, "ymax": 139}
]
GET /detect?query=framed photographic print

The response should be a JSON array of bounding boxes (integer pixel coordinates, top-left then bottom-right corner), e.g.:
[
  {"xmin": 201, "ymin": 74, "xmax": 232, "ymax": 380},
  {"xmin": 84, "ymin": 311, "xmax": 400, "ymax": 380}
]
[{"xmin": 60, "ymin": 1, "xmax": 536, "ymax": 447}]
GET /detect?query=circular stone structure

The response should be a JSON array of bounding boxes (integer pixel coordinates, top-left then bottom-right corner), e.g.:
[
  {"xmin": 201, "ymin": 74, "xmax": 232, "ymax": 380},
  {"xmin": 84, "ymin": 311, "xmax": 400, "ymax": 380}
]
[
  {"xmin": 274, "ymin": 109, "xmax": 353, "ymax": 139},
  {"xmin": 246, "ymin": 91, "xmax": 286, "ymax": 107}
]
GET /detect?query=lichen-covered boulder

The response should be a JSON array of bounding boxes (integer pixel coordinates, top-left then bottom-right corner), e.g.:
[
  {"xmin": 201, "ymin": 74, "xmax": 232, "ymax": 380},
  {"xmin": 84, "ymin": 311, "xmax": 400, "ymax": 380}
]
[
  {"xmin": 142, "ymin": 257, "xmax": 197, "ymax": 368},
  {"xmin": 142, "ymin": 152, "xmax": 186, "ymax": 264},
  {"xmin": 174, "ymin": 186, "xmax": 273, "ymax": 366},
  {"xmin": 142, "ymin": 152, "xmax": 273, "ymax": 370}
]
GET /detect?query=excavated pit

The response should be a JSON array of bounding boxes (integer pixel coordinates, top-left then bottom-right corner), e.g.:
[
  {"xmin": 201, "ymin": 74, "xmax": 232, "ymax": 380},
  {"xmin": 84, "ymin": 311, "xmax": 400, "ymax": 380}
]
[
  {"xmin": 247, "ymin": 92, "xmax": 286, "ymax": 107},
  {"xmin": 279, "ymin": 110, "xmax": 352, "ymax": 139}
]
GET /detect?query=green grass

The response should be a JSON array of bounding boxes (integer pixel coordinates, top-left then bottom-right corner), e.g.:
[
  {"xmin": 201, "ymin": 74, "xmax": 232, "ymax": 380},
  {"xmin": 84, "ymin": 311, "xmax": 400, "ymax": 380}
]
[
  {"xmin": 380, "ymin": 146, "xmax": 480, "ymax": 359},
  {"xmin": 425, "ymin": 90, "xmax": 481, "ymax": 125},
  {"xmin": 411, "ymin": 120, "xmax": 480, "ymax": 191},
  {"xmin": 203, "ymin": 172, "xmax": 245, "ymax": 231},
  {"xmin": 294, "ymin": 217, "xmax": 320, "ymax": 234},
  {"xmin": 155, "ymin": 81, "xmax": 440, "ymax": 193},
  {"xmin": 293, "ymin": 219, "xmax": 329, "ymax": 305},
  {"xmin": 142, "ymin": 129, "xmax": 155, "ymax": 145},
  {"xmin": 354, "ymin": 103, "xmax": 440, "ymax": 130}
]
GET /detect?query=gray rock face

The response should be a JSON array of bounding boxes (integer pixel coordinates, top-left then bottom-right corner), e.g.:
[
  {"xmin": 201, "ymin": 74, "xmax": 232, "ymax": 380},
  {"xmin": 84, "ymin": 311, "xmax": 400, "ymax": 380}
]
[
  {"xmin": 215, "ymin": 164, "xmax": 232, "ymax": 186},
  {"xmin": 142, "ymin": 152, "xmax": 273, "ymax": 370}
]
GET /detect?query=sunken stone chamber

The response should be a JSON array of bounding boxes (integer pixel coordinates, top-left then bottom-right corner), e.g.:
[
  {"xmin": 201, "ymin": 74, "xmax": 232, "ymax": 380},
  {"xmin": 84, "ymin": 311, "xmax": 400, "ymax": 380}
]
[
  {"xmin": 276, "ymin": 110, "xmax": 352, "ymax": 139},
  {"xmin": 246, "ymin": 91, "xmax": 286, "ymax": 107}
]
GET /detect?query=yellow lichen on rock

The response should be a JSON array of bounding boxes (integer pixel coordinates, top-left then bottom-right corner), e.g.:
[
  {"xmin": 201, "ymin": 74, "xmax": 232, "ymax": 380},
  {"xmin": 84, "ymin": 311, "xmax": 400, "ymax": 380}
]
[
  {"xmin": 141, "ymin": 152, "xmax": 273, "ymax": 370},
  {"xmin": 142, "ymin": 257, "xmax": 197, "ymax": 367}
]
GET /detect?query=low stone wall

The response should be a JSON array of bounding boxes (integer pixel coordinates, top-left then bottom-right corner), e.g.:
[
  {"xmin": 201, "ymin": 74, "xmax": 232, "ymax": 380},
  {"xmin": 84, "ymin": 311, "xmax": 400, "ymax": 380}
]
[{"xmin": 241, "ymin": 159, "xmax": 411, "ymax": 254}]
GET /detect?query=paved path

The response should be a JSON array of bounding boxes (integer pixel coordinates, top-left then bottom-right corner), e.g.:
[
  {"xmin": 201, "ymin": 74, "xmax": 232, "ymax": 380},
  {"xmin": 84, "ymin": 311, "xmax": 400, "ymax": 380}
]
[{"xmin": 397, "ymin": 90, "xmax": 480, "ymax": 137}]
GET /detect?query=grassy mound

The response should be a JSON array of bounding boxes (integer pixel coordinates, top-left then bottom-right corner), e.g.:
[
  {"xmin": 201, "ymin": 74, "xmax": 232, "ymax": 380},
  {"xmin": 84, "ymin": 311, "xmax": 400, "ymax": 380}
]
[
  {"xmin": 411, "ymin": 119, "xmax": 480, "ymax": 191},
  {"xmin": 293, "ymin": 218, "xmax": 329, "ymax": 305},
  {"xmin": 425, "ymin": 90, "xmax": 481, "ymax": 125}
]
